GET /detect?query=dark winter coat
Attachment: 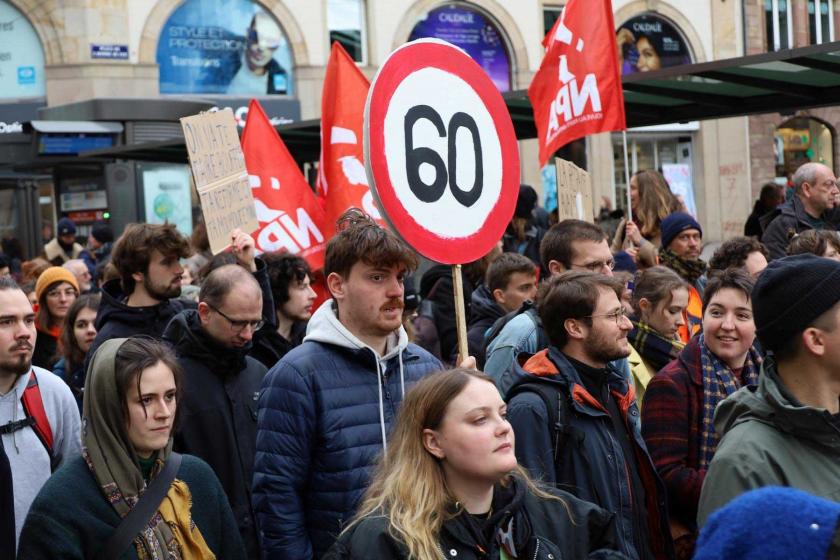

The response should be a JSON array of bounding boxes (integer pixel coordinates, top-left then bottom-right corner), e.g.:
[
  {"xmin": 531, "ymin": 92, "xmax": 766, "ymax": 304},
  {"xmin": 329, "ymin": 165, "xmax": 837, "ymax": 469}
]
[
  {"xmin": 419, "ymin": 264, "xmax": 475, "ymax": 364},
  {"xmin": 162, "ymin": 310, "xmax": 267, "ymax": 559},
  {"xmin": 252, "ymin": 301, "xmax": 442, "ymax": 559},
  {"xmin": 31, "ymin": 328, "xmax": 58, "ymax": 370},
  {"xmin": 502, "ymin": 224, "xmax": 546, "ymax": 273},
  {"xmin": 466, "ymin": 285, "xmax": 505, "ymax": 369},
  {"xmin": 760, "ymin": 196, "xmax": 840, "ymax": 260},
  {"xmin": 250, "ymin": 321, "xmax": 307, "ymax": 370},
  {"xmin": 743, "ymin": 200, "xmax": 774, "ymax": 238},
  {"xmin": 52, "ymin": 357, "xmax": 84, "ymax": 412},
  {"xmin": 90, "ymin": 258, "xmax": 275, "ymax": 362},
  {"xmin": 16, "ymin": 454, "xmax": 247, "ymax": 559},
  {"xmin": 324, "ymin": 477, "xmax": 628, "ymax": 560},
  {"xmin": 507, "ymin": 348, "xmax": 674, "ymax": 560}
]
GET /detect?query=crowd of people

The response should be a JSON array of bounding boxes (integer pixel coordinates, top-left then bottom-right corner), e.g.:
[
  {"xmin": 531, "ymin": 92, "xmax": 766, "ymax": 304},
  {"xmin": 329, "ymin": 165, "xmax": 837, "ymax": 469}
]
[{"xmin": 2, "ymin": 160, "xmax": 840, "ymax": 559}]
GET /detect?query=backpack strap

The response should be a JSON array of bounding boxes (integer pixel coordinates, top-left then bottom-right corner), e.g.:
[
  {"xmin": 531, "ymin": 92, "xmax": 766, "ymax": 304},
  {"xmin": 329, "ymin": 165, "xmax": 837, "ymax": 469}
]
[{"xmin": 20, "ymin": 372, "xmax": 57, "ymax": 469}]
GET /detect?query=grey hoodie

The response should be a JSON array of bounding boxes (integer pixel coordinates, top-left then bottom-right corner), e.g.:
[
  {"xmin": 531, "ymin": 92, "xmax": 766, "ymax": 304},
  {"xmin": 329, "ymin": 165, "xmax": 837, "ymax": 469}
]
[
  {"xmin": 697, "ymin": 360, "xmax": 840, "ymax": 527},
  {"xmin": 303, "ymin": 300, "xmax": 410, "ymax": 453}
]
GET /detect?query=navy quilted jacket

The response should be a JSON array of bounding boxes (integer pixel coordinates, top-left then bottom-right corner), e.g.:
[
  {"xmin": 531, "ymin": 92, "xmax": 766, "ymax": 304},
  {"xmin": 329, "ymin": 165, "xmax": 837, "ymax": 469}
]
[{"xmin": 252, "ymin": 301, "xmax": 442, "ymax": 559}]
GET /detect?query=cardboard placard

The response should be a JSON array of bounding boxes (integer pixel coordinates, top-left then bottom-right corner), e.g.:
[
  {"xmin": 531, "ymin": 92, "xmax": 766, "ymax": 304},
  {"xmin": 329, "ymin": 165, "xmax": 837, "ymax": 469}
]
[
  {"xmin": 554, "ymin": 158, "xmax": 594, "ymax": 223},
  {"xmin": 180, "ymin": 108, "xmax": 258, "ymax": 254}
]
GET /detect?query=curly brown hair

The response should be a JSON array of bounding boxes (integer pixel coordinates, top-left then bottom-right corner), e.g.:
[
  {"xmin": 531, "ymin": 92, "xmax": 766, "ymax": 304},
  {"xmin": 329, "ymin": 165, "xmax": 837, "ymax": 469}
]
[{"xmin": 111, "ymin": 223, "xmax": 190, "ymax": 295}]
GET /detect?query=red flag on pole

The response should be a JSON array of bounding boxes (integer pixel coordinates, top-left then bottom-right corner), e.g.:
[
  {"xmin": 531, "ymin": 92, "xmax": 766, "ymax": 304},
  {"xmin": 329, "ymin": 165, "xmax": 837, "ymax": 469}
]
[
  {"xmin": 528, "ymin": 0, "xmax": 626, "ymax": 166},
  {"xmin": 242, "ymin": 99, "xmax": 327, "ymax": 270},
  {"xmin": 316, "ymin": 42, "xmax": 385, "ymax": 238}
]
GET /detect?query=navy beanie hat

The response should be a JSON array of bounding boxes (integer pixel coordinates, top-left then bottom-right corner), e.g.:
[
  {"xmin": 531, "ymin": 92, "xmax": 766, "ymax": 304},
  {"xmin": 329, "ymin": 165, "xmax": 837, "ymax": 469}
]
[
  {"xmin": 695, "ymin": 487, "xmax": 840, "ymax": 560},
  {"xmin": 90, "ymin": 221, "xmax": 114, "ymax": 244},
  {"xmin": 613, "ymin": 250, "xmax": 637, "ymax": 274},
  {"xmin": 660, "ymin": 212, "xmax": 702, "ymax": 249},
  {"xmin": 57, "ymin": 217, "xmax": 76, "ymax": 236},
  {"xmin": 753, "ymin": 254, "xmax": 840, "ymax": 353}
]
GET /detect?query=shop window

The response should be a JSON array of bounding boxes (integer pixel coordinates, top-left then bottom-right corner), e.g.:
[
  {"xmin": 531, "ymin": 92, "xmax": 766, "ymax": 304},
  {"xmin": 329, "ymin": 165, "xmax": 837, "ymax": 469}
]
[
  {"xmin": 774, "ymin": 117, "xmax": 835, "ymax": 181},
  {"xmin": 408, "ymin": 3, "xmax": 512, "ymax": 92},
  {"xmin": 328, "ymin": 0, "xmax": 367, "ymax": 63},
  {"xmin": 765, "ymin": 0, "xmax": 793, "ymax": 51},
  {"xmin": 809, "ymin": 0, "xmax": 835, "ymax": 44},
  {"xmin": 157, "ymin": 0, "xmax": 294, "ymax": 95},
  {"xmin": 543, "ymin": 6, "xmax": 563, "ymax": 36},
  {"xmin": 0, "ymin": 1, "xmax": 46, "ymax": 99},
  {"xmin": 616, "ymin": 13, "xmax": 692, "ymax": 75}
]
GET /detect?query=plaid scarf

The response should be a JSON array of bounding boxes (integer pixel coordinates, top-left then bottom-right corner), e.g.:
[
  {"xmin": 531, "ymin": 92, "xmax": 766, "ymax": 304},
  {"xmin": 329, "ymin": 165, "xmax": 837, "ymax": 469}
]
[
  {"xmin": 699, "ymin": 334, "xmax": 762, "ymax": 469},
  {"xmin": 658, "ymin": 248, "xmax": 708, "ymax": 284},
  {"xmin": 629, "ymin": 320, "xmax": 685, "ymax": 372}
]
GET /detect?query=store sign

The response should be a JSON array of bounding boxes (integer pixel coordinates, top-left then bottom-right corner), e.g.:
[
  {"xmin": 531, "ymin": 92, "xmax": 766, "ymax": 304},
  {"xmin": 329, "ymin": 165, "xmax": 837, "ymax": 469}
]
[
  {"xmin": 0, "ymin": 1, "xmax": 46, "ymax": 99},
  {"xmin": 157, "ymin": 0, "xmax": 294, "ymax": 95},
  {"xmin": 91, "ymin": 44, "xmax": 129, "ymax": 60},
  {"xmin": 199, "ymin": 96, "xmax": 300, "ymax": 128},
  {"xmin": 617, "ymin": 14, "xmax": 692, "ymax": 75},
  {"xmin": 408, "ymin": 4, "xmax": 511, "ymax": 92},
  {"xmin": 0, "ymin": 121, "xmax": 22, "ymax": 133}
]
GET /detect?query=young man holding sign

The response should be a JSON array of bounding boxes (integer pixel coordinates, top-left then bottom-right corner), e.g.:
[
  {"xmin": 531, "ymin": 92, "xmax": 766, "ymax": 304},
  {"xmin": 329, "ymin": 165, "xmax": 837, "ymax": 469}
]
[{"xmin": 253, "ymin": 209, "xmax": 442, "ymax": 559}]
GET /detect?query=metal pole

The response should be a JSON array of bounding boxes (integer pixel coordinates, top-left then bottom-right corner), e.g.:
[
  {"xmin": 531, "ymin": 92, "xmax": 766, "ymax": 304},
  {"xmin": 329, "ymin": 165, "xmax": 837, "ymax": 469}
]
[{"xmin": 622, "ymin": 130, "xmax": 632, "ymax": 222}]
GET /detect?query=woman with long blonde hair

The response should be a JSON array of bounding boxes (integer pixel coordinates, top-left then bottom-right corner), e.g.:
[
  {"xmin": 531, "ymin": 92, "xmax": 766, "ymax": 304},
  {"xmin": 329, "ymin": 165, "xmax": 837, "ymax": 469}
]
[
  {"xmin": 325, "ymin": 369, "xmax": 624, "ymax": 560},
  {"xmin": 613, "ymin": 169, "xmax": 684, "ymax": 251}
]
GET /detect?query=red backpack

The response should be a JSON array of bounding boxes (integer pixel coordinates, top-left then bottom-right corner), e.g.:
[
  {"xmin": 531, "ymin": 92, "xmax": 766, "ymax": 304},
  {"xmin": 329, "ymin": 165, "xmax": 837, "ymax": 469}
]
[{"xmin": 0, "ymin": 371, "xmax": 55, "ymax": 469}]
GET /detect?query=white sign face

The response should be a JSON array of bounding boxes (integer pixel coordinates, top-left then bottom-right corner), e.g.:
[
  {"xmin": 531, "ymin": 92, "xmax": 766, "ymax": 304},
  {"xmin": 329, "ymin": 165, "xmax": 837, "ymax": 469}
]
[
  {"xmin": 365, "ymin": 39, "xmax": 519, "ymax": 264},
  {"xmin": 382, "ymin": 67, "xmax": 503, "ymax": 239}
]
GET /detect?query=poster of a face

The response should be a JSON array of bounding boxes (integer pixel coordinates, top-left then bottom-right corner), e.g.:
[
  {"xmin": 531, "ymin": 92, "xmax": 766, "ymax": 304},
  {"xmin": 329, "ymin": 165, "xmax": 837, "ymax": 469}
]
[
  {"xmin": 157, "ymin": 0, "xmax": 293, "ymax": 95},
  {"xmin": 408, "ymin": 4, "xmax": 511, "ymax": 92},
  {"xmin": 0, "ymin": 1, "xmax": 46, "ymax": 99},
  {"xmin": 616, "ymin": 14, "xmax": 692, "ymax": 75}
]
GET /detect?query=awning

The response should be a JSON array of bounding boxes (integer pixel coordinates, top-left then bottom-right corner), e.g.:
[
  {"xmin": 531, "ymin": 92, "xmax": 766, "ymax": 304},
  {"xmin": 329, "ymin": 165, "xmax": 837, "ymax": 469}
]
[
  {"xmin": 29, "ymin": 120, "xmax": 123, "ymax": 134},
  {"xmin": 77, "ymin": 40, "xmax": 840, "ymax": 164}
]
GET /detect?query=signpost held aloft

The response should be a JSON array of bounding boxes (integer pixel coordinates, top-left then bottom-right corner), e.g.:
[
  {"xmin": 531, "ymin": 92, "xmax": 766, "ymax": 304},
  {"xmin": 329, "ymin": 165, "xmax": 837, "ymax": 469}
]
[
  {"xmin": 364, "ymin": 38, "xmax": 520, "ymax": 362},
  {"xmin": 180, "ymin": 108, "xmax": 259, "ymax": 254},
  {"xmin": 554, "ymin": 157, "xmax": 594, "ymax": 223}
]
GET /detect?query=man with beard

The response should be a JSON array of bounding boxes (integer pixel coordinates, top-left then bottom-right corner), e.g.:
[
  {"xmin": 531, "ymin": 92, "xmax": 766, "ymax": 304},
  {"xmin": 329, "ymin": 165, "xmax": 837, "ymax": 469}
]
[
  {"xmin": 507, "ymin": 272, "xmax": 673, "ymax": 560},
  {"xmin": 0, "ymin": 277, "xmax": 80, "ymax": 554},
  {"xmin": 162, "ymin": 264, "xmax": 267, "ymax": 558},
  {"xmin": 90, "ymin": 224, "xmax": 273, "ymax": 361},
  {"xmin": 43, "ymin": 218, "xmax": 83, "ymax": 266},
  {"xmin": 658, "ymin": 212, "xmax": 707, "ymax": 343},
  {"xmin": 253, "ymin": 209, "xmax": 443, "ymax": 559}
]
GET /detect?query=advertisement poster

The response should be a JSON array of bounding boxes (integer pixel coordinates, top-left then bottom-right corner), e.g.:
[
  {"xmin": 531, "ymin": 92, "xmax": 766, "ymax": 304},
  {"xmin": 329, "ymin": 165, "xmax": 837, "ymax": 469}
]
[
  {"xmin": 408, "ymin": 4, "xmax": 511, "ymax": 92},
  {"xmin": 157, "ymin": 0, "xmax": 294, "ymax": 95},
  {"xmin": 0, "ymin": 1, "xmax": 46, "ymax": 99},
  {"xmin": 141, "ymin": 164, "xmax": 194, "ymax": 236},
  {"xmin": 616, "ymin": 14, "xmax": 692, "ymax": 75}
]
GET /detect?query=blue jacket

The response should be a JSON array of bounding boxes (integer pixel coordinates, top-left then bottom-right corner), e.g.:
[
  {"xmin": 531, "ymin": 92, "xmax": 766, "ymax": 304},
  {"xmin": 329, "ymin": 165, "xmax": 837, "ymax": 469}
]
[
  {"xmin": 484, "ymin": 309, "xmax": 632, "ymax": 397},
  {"xmin": 506, "ymin": 348, "xmax": 673, "ymax": 560},
  {"xmin": 252, "ymin": 301, "xmax": 442, "ymax": 559}
]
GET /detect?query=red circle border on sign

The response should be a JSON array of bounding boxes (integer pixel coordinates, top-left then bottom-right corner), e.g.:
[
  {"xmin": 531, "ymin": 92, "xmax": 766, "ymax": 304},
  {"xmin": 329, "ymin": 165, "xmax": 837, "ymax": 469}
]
[{"xmin": 366, "ymin": 40, "xmax": 519, "ymax": 265}]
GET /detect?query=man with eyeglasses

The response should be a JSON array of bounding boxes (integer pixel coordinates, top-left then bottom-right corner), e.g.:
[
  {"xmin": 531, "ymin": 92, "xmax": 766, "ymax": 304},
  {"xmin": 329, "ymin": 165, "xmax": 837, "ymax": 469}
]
[
  {"xmin": 762, "ymin": 162, "xmax": 840, "ymax": 261},
  {"xmin": 485, "ymin": 219, "xmax": 632, "ymax": 395},
  {"xmin": 658, "ymin": 212, "xmax": 707, "ymax": 343},
  {"xmin": 507, "ymin": 271, "xmax": 673, "ymax": 560},
  {"xmin": 162, "ymin": 261, "xmax": 271, "ymax": 557}
]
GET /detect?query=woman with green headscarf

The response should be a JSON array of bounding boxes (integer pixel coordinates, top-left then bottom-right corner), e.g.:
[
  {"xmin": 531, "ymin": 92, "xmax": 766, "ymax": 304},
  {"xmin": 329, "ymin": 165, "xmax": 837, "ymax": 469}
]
[{"xmin": 16, "ymin": 337, "xmax": 246, "ymax": 559}]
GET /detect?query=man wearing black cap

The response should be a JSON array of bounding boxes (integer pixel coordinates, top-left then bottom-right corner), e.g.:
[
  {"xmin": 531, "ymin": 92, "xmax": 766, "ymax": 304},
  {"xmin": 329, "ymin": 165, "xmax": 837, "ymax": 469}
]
[
  {"xmin": 80, "ymin": 221, "xmax": 114, "ymax": 282},
  {"xmin": 658, "ymin": 211, "xmax": 706, "ymax": 342},
  {"xmin": 43, "ymin": 218, "xmax": 83, "ymax": 266},
  {"xmin": 697, "ymin": 254, "xmax": 840, "ymax": 527}
]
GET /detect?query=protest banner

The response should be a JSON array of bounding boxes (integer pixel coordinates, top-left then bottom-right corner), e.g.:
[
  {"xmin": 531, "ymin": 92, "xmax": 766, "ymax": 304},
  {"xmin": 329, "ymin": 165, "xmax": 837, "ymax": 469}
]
[
  {"xmin": 555, "ymin": 158, "xmax": 594, "ymax": 222},
  {"xmin": 365, "ymin": 38, "xmax": 520, "ymax": 361},
  {"xmin": 180, "ymin": 108, "xmax": 259, "ymax": 254}
]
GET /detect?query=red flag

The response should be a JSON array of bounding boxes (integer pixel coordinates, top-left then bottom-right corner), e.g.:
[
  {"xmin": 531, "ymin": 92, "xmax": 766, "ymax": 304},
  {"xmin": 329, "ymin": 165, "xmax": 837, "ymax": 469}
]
[
  {"xmin": 242, "ymin": 99, "xmax": 327, "ymax": 270},
  {"xmin": 528, "ymin": 0, "xmax": 626, "ymax": 166},
  {"xmin": 316, "ymin": 42, "xmax": 385, "ymax": 238}
]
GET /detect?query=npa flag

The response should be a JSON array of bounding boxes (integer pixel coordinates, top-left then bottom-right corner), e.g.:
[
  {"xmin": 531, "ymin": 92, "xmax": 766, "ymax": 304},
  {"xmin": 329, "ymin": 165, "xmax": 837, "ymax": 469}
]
[
  {"xmin": 242, "ymin": 99, "xmax": 327, "ymax": 270},
  {"xmin": 316, "ymin": 42, "xmax": 384, "ymax": 238},
  {"xmin": 528, "ymin": 0, "xmax": 626, "ymax": 166}
]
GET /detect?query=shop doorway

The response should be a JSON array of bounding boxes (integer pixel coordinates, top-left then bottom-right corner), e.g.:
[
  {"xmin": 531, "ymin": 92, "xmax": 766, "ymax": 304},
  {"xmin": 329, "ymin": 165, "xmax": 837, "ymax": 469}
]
[{"xmin": 774, "ymin": 117, "xmax": 835, "ymax": 181}]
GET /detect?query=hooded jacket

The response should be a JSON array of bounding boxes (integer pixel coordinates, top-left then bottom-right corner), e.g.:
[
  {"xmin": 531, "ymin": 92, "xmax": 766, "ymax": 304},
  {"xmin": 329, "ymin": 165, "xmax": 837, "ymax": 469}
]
[
  {"xmin": 466, "ymin": 285, "xmax": 505, "ymax": 369},
  {"xmin": 697, "ymin": 358, "xmax": 840, "ymax": 527},
  {"xmin": 760, "ymin": 196, "xmax": 840, "ymax": 260},
  {"xmin": 250, "ymin": 320, "xmax": 307, "ymax": 370},
  {"xmin": 324, "ymin": 476, "xmax": 627, "ymax": 560},
  {"xmin": 252, "ymin": 300, "xmax": 442, "ymax": 559},
  {"xmin": 506, "ymin": 348, "xmax": 673, "ymax": 560},
  {"xmin": 419, "ymin": 264, "xmax": 475, "ymax": 364},
  {"xmin": 162, "ymin": 310, "xmax": 267, "ymax": 559}
]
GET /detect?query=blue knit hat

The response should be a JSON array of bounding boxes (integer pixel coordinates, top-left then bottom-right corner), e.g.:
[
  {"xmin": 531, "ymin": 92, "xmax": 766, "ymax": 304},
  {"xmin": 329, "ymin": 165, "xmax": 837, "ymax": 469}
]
[
  {"xmin": 660, "ymin": 212, "xmax": 702, "ymax": 250},
  {"xmin": 752, "ymin": 254, "xmax": 840, "ymax": 353},
  {"xmin": 695, "ymin": 487, "xmax": 840, "ymax": 560},
  {"xmin": 57, "ymin": 217, "xmax": 76, "ymax": 236}
]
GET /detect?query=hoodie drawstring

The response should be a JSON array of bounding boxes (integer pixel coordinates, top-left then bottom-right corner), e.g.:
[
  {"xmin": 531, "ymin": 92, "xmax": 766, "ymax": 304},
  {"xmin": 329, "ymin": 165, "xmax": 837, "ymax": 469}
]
[
  {"xmin": 376, "ymin": 359, "xmax": 388, "ymax": 457},
  {"xmin": 398, "ymin": 353, "xmax": 406, "ymax": 399}
]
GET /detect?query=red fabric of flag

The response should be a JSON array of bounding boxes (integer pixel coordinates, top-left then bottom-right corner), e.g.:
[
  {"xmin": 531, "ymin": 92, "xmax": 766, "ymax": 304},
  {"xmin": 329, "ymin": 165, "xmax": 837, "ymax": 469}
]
[
  {"xmin": 242, "ymin": 99, "xmax": 327, "ymax": 270},
  {"xmin": 529, "ymin": 0, "xmax": 626, "ymax": 166},
  {"xmin": 316, "ymin": 41, "xmax": 385, "ymax": 238}
]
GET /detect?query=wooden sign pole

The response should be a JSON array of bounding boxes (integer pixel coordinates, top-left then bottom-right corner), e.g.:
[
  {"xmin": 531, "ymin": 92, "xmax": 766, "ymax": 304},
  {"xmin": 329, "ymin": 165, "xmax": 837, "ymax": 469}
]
[{"xmin": 452, "ymin": 264, "xmax": 469, "ymax": 364}]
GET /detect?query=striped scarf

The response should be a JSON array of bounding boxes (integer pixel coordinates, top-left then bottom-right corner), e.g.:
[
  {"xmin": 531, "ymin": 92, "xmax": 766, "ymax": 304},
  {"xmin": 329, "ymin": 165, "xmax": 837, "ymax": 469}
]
[
  {"xmin": 699, "ymin": 334, "xmax": 762, "ymax": 469},
  {"xmin": 629, "ymin": 320, "xmax": 685, "ymax": 372}
]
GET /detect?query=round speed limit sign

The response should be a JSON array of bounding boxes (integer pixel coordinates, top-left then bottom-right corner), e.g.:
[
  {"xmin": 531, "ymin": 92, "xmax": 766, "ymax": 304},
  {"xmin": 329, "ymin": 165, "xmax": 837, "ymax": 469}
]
[{"xmin": 364, "ymin": 38, "xmax": 520, "ymax": 264}]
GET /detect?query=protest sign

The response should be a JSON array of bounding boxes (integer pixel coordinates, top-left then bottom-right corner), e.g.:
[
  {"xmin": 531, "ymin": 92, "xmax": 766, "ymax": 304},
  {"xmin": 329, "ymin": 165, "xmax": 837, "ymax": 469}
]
[{"xmin": 555, "ymin": 158, "xmax": 594, "ymax": 222}]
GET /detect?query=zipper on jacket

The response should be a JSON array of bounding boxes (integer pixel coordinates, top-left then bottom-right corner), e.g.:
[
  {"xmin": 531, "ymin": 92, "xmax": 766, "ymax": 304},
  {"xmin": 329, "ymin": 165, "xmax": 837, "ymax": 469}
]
[{"xmin": 531, "ymin": 538, "xmax": 540, "ymax": 560}]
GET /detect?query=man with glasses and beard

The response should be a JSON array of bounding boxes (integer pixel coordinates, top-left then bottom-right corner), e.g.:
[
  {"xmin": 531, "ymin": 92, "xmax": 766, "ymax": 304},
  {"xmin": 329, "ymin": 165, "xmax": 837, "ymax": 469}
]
[
  {"xmin": 89, "ymin": 224, "xmax": 274, "ymax": 362},
  {"xmin": 506, "ymin": 271, "xmax": 673, "ymax": 560},
  {"xmin": 0, "ymin": 277, "xmax": 80, "ymax": 556},
  {"xmin": 162, "ymin": 264, "xmax": 268, "ymax": 558}
]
